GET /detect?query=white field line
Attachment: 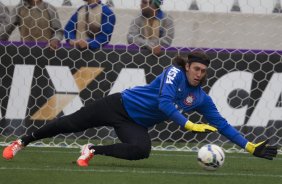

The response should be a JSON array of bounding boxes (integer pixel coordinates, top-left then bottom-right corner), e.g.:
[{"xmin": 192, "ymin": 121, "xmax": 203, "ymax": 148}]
[
  {"xmin": 23, "ymin": 150, "xmax": 282, "ymax": 160},
  {"xmin": 0, "ymin": 166, "xmax": 281, "ymax": 178}
]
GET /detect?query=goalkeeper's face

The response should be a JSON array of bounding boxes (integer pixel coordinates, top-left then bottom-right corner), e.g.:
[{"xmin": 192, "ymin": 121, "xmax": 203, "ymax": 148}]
[{"xmin": 185, "ymin": 62, "xmax": 207, "ymax": 86}]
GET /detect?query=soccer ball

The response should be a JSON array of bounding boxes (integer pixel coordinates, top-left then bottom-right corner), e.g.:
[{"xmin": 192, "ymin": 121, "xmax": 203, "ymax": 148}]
[{"xmin": 197, "ymin": 144, "xmax": 225, "ymax": 171}]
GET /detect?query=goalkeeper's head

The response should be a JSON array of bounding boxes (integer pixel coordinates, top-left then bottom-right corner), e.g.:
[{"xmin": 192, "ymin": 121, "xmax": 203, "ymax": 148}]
[{"xmin": 173, "ymin": 51, "xmax": 210, "ymax": 86}]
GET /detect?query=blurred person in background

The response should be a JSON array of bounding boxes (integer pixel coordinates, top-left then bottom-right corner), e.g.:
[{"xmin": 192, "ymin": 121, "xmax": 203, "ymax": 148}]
[
  {"xmin": 127, "ymin": 0, "xmax": 174, "ymax": 56},
  {"xmin": 64, "ymin": 0, "xmax": 116, "ymax": 50},
  {"xmin": 0, "ymin": 2, "xmax": 10, "ymax": 41},
  {"xmin": 0, "ymin": 0, "xmax": 63, "ymax": 49}
]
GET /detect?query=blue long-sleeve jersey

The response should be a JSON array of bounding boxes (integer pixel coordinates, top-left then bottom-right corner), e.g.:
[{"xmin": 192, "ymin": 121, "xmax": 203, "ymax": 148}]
[
  {"xmin": 121, "ymin": 66, "xmax": 248, "ymax": 148},
  {"xmin": 64, "ymin": 2, "xmax": 116, "ymax": 49}
]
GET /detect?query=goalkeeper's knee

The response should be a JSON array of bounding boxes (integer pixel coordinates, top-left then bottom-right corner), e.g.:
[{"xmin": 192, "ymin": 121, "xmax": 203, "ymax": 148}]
[{"xmin": 128, "ymin": 145, "xmax": 151, "ymax": 160}]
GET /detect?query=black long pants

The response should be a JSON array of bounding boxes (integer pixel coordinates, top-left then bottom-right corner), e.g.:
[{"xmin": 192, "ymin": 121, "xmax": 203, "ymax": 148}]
[{"xmin": 21, "ymin": 93, "xmax": 151, "ymax": 160}]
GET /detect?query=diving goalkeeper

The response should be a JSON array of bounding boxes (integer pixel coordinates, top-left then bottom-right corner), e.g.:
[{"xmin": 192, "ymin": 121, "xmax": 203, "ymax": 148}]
[{"xmin": 3, "ymin": 51, "xmax": 278, "ymax": 167}]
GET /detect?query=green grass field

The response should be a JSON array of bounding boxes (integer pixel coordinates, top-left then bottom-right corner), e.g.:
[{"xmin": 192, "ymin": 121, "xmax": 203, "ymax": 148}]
[{"xmin": 0, "ymin": 146, "xmax": 281, "ymax": 184}]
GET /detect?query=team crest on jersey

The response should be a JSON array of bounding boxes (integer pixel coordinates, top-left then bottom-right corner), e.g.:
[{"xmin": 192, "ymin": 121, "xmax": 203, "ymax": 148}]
[{"xmin": 184, "ymin": 94, "xmax": 195, "ymax": 106}]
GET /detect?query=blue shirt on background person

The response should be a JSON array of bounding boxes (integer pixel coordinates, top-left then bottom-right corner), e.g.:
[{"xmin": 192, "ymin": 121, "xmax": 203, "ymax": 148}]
[{"xmin": 64, "ymin": 0, "xmax": 116, "ymax": 50}]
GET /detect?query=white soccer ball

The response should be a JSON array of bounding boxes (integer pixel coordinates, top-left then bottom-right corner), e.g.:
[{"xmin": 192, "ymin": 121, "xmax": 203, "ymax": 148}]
[{"xmin": 197, "ymin": 144, "xmax": 225, "ymax": 171}]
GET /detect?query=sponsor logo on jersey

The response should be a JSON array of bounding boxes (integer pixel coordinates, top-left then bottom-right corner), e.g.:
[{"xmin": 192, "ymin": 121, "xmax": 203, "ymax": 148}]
[
  {"xmin": 166, "ymin": 67, "xmax": 180, "ymax": 84},
  {"xmin": 184, "ymin": 94, "xmax": 195, "ymax": 106}
]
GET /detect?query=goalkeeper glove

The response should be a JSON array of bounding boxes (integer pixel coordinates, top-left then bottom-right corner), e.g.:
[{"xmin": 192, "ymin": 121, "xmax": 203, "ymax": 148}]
[
  {"xmin": 184, "ymin": 120, "xmax": 217, "ymax": 133},
  {"xmin": 245, "ymin": 139, "xmax": 278, "ymax": 160}
]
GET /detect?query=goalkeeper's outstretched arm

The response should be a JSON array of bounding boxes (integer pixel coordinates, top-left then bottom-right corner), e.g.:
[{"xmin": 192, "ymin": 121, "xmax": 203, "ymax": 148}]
[{"xmin": 198, "ymin": 95, "xmax": 278, "ymax": 160}]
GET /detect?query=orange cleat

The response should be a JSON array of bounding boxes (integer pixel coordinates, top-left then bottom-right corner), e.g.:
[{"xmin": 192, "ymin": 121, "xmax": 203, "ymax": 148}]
[
  {"xmin": 3, "ymin": 140, "xmax": 24, "ymax": 160},
  {"xmin": 76, "ymin": 144, "xmax": 95, "ymax": 167}
]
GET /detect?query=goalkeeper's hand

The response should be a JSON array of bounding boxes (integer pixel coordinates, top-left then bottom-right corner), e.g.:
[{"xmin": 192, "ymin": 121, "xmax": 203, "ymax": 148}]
[
  {"xmin": 184, "ymin": 120, "xmax": 217, "ymax": 133},
  {"xmin": 245, "ymin": 139, "xmax": 278, "ymax": 160}
]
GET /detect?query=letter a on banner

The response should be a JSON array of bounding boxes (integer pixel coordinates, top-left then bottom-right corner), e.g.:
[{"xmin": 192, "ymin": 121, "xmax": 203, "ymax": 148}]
[
  {"xmin": 209, "ymin": 71, "xmax": 253, "ymax": 126},
  {"xmin": 248, "ymin": 73, "xmax": 282, "ymax": 126}
]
